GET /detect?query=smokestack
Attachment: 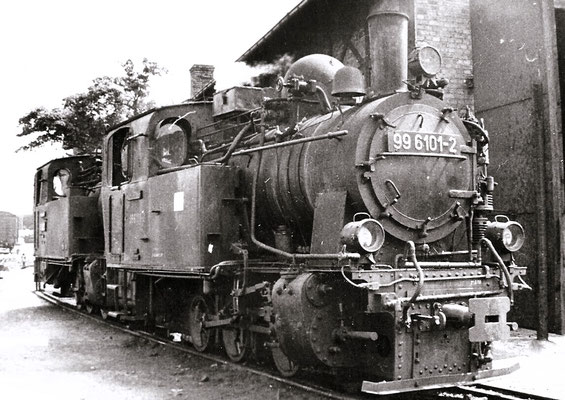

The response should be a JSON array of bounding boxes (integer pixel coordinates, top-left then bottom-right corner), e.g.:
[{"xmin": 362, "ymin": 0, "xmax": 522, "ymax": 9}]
[
  {"xmin": 367, "ymin": 0, "xmax": 409, "ymax": 97},
  {"xmin": 190, "ymin": 64, "xmax": 215, "ymax": 98}
]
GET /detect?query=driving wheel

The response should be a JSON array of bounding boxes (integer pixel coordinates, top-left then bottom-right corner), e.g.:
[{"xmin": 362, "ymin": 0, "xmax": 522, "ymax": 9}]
[
  {"xmin": 186, "ymin": 295, "xmax": 210, "ymax": 352},
  {"xmin": 222, "ymin": 327, "xmax": 249, "ymax": 362},
  {"xmin": 271, "ymin": 345, "xmax": 299, "ymax": 377}
]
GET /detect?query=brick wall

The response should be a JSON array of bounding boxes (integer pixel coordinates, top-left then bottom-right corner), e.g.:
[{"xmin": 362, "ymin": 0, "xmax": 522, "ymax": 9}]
[
  {"xmin": 414, "ymin": 0, "xmax": 474, "ymax": 109},
  {"xmin": 190, "ymin": 64, "xmax": 215, "ymax": 98},
  {"xmin": 243, "ymin": 0, "xmax": 475, "ymax": 109},
  {"xmin": 324, "ymin": 0, "xmax": 474, "ymax": 109}
]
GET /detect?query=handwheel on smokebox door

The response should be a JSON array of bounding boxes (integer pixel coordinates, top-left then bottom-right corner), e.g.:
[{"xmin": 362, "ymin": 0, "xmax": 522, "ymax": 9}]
[
  {"xmin": 186, "ymin": 295, "xmax": 211, "ymax": 352},
  {"xmin": 222, "ymin": 326, "xmax": 250, "ymax": 362},
  {"xmin": 271, "ymin": 345, "xmax": 299, "ymax": 377}
]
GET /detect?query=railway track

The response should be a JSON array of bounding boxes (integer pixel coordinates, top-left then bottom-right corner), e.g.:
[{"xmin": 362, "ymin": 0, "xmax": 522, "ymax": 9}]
[{"xmin": 34, "ymin": 290, "xmax": 557, "ymax": 400}]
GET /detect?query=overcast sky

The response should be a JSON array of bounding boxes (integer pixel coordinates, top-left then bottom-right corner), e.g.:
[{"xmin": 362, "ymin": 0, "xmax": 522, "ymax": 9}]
[{"xmin": 0, "ymin": 0, "xmax": 302, "ymax": 216}]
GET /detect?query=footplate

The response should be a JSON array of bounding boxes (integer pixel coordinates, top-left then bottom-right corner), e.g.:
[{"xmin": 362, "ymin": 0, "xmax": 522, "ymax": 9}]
[
  {"xmin": 361, "ymin": 362, "xmax": 519, "ymax": 395},
  {"xmin": 469, "ymin": 296, "xmax": 510, "ymax": 342}
]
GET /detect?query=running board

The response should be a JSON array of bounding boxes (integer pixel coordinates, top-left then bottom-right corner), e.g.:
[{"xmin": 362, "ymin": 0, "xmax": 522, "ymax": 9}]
[
  {"xmin": 361, "ymin": 362, "xmax": 520, "ymax": 395},
  {"xmin": 106, "ymin": 311, "xmax": 143, "ymax": 322}
]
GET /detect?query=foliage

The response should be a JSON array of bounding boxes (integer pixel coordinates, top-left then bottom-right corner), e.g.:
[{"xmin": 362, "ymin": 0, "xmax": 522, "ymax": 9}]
[
  {"xmin": 17, "ymin": 59, "xmax": 165, "ymax": 153},
  {"xmin": 248, "ymin": 54, "xmax": 294, "ymax": 88}
]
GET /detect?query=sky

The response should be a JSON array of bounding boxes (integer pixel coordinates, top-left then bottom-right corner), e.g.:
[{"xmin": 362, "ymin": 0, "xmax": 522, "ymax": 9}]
[{"xmin": 0, "ymin": 0, "xmax": 302, "ymax": 216}]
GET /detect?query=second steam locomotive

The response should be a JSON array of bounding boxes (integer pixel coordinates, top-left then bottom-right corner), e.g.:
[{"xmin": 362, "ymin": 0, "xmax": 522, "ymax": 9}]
[{"xmin": 34, "ymin": 0, "xmax": 528, "ymax": 394}]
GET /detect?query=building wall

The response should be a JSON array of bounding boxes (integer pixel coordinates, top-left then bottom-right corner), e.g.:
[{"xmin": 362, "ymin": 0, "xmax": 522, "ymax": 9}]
[
  {"xmin": 414, "ymin": 0, "xmax": 474, "ymax": 108},
  {"xmin": 293, "ymin": 0, "xmax": 475, "ymax": 110},
  {"xmin": 470, "ymin": 0, "xmax": 564, "ymax": 334}
]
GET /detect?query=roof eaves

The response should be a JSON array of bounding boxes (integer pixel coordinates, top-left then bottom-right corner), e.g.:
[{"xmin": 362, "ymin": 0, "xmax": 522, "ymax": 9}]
[{"xmin": 236, "ymin": 0, "xmax": 313, "ymax": 63}]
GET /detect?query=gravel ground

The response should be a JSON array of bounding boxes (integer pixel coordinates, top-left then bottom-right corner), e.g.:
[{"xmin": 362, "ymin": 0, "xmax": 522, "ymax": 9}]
[
  {"xmin": 3, "ymin": 246, "xmax": 563, "ymax": 399},
  {"xmin": 0, "ymin": 259, "xmax": 327, "ymax": 400},
  {"xmin": 488, "ymin": 328, "xmax": 565, "ymax": 399}
]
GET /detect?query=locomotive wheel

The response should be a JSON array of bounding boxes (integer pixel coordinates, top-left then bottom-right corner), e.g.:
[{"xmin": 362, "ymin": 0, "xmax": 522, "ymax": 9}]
[
  {"xmin": 75, "ymin": 295, "xmax": 84, "ymax": 311},
  {"xmin": 186, "ymin": 295, "xmax": 210, "ymax": 352},
  {"xmin": 85, "ymin": 303, "xmax": 97, "ymax": 314},
  {"xmin": 222, "ymin": 327, "xmax": 249, "ymax": 362},
  {"xmin": 74, "ymin": 276, "xmax": 84, "ymax": 310},
  {"xmin": 271, "ymin": 346, "xmax": 299, "ymax": 377},
  {"xmin": 100, "ymin": 308, "xmax": 109, "ymax": 320}
]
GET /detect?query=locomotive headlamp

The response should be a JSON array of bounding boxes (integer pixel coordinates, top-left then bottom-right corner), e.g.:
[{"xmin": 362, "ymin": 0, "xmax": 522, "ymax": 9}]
[
  {"xmin": 486, "ymin": 216, "xmax": 525, "ymax": 253},
  {"xmin": 408, "ymin": 45, "xmax": 442, "ymax": 78},
  {"xmin": 340, "ymin": 218, "xmax": 385, "ymax": 253}
]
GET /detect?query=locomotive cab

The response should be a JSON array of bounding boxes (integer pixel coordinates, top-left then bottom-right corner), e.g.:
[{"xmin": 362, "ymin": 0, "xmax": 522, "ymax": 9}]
[
  {"xmin": 97, "ymin": 103, "xmax": 243, "ymax": 320},
  {"xmin": 34, "ymin": 155, "xmax": 102, "ymax": 294}
]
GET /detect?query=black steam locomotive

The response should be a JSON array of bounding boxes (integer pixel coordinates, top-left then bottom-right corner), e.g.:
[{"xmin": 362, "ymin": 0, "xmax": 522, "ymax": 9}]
[{"xmin": 34, "ymin": 1, "xmax": 528, "ymax": 394}]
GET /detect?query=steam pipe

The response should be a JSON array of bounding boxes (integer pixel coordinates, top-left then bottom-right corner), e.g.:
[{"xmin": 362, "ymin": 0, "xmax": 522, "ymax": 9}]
[
  {"xmin": 402, "ymin": 241, "xmax": 425, "ymax": 326},
  {"xmin": 480, "ymin": 238, "xmax": 514, "ymax": 305},
  {"xmin": 314, "ymin": 84, "xmax": 332, "ymax": 113},
  {"xmin": 218, "ymin": 122, "xmax": 253, "ymax": 164},
  {"xmin": 232, "ymin": 130, "xmax": 348, "ymax": 157}
]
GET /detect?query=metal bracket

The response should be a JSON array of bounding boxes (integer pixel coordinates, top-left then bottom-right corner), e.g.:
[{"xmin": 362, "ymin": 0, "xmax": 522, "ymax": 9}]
[
  {"xmin": 370, "ymin": 113, "xmax": 396, "ymax": 129},
  {"xmin": 468, "ymin": 296, "xmax": 511, "ymax": 342}
]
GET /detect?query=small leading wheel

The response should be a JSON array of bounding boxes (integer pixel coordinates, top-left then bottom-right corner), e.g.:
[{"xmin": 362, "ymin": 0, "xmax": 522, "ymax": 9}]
[
  {"xmin": 186, "ymin": 295, "xmax": 210, "ymax": 352},
  {"xmin": 85, "ymin": 303, "xmax": 97, "ymax": 314},
  {"xmin": 75, "ymin": 295, "xmax": 84, "ymax": 311},
  {"xmin": 222, "ymin": 327, "xmax": 249, "ymax": 362},
  {"xmin": 271, "ymin": 345, "xmax": 299, "ymax": 377}
]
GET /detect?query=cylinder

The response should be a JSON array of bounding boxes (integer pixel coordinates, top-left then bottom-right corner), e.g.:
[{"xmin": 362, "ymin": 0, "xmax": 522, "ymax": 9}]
[
  {"xmin": 367, "ymin": 0, "xmax": 409, "ymax": 96},
  {"xmin": 442, "ymin": 304, "xmax": 473, "ymax": 328}
]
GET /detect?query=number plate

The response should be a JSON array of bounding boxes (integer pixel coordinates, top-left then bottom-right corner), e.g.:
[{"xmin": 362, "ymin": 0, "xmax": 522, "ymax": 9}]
[{"xmin": 387, "ymin": 131, "xmax": 460, "ymax": 156}]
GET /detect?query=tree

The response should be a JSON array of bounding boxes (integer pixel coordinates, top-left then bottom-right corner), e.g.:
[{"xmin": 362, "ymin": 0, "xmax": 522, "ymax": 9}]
[{"xmin": 17, "ymin": 58, "xmax": 165, "ymax": 153}]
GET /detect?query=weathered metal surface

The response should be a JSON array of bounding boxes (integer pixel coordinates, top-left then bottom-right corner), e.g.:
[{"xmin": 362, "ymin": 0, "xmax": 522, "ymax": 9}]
[
  {"xmin": 252, "ymin": 92, "xmax": 474, "ymax": 249},
  {"xmin": 366, "ymin": 0, "xmax": 409, "ymax": 96},
  {"xmin": 469, "ymin": 297, "xmax": 511, "ymax": 342},
  {"xmin": 34, "ymin": 157, "xmax": 103, "ymax": 260},
  {"xmin": 101, "ymin": 104, "xmax": 238, "ymax": 272},
  {"xmin": 310, "ymin": 191, "xmax": 348, "ymax": 254},
  {"xmin": 361, "ymin": 362, "xmax": 520, "ymax": 395},
  {"xmin": 331, "ymin": 66, "xmax": 366, "ymax": 97},
  {"xmin": 146, "ymin": 165, "xmax": 239, "ymax": 271},
  {"xmin": 212, "ymin": 86, "xmax": 263, "ymax": 119},
  {"xmin": 272, "ymin": 273, "xmax": 366, "ymax": 368}
]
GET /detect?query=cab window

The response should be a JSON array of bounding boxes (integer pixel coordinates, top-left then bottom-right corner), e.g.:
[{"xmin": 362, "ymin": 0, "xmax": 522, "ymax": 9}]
[
  {"xmin": 52, "ymin": 169, "xmax": 70, "ymax": 197},
  {"xmin": 153, "ymin": 119, "xmax": 190, "ymax": 169},
  {"xmin": 109, "ymin": 128, "xmax": 130, "ymax": 186}
]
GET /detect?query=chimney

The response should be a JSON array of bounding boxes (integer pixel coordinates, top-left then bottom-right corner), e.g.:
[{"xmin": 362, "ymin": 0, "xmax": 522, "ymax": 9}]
[
  {"xmin": 367, "ymin": 0, "xmax": 409, "ymax": 97},
  {"xmin": 190, "ymin": 64, "xmax": 215, "ymax": 98}
]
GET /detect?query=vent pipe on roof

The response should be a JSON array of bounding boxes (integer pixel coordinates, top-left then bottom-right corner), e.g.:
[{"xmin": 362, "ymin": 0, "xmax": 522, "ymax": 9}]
[{"xmin": 367, "ymin": 0, "xmax": 409, "ymax": 97}]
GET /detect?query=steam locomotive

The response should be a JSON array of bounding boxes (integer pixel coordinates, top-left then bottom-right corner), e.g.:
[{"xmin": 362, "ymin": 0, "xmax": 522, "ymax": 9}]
[{"xmin": 34, "ymin": 1, "xmax": 528, "ymax": 394}]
